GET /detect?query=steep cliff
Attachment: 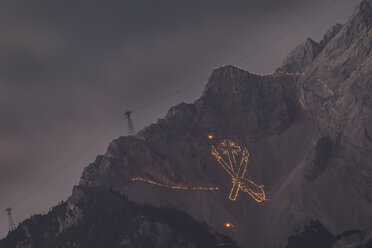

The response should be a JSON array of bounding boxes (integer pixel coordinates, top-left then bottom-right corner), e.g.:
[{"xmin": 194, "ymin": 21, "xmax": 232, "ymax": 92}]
[{"xmin": 278, "ymin": 23, "xmax": 343, "ymax": 73}]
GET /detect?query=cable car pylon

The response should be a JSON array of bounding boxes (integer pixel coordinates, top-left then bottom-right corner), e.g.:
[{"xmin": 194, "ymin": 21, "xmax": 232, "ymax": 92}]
[{"xmin": 124, "ymin": 111, "xmax": 136, "ymax": 136}]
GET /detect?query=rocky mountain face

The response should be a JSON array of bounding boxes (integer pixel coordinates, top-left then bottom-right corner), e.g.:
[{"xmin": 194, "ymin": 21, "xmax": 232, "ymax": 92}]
[
  {"xmin": 278, "ymin": 23, "xmax": 343, "ymax": 74},
  {"xmin": 2, "ymin": 1, "xmax": 372, "ymax": 247}
]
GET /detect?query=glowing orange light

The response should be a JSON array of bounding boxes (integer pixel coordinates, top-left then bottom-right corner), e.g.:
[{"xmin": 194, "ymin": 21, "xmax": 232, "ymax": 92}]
[
  {"xmin": 214, "ymin": 65, "xmax": 303, "ymax": 77},
  {"xmin": 131, "ymin": 177, "xmax": 219, "ymax": 191},
  {"xmin": 211, "ymin": 139, "xmax": 267, "ymax": 202},
  {"xmin": 208, "ymin": 135, "xmax": 214, "ymax": 139},
  {"xmin": 225, "ymin": 222, "xmax": 234, "ymax": 228}
]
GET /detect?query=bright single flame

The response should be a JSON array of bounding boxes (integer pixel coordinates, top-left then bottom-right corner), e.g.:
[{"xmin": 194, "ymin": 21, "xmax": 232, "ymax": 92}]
[
  {"xmin": 225, "ymin": 222, "xmax": 234, "ymax": 228},
  {"xmin": 208, "ymin": 135, "xmax": 214, "ymax": 139}
]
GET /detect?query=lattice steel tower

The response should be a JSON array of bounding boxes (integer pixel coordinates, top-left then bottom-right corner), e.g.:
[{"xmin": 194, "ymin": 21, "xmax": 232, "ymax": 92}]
[
  {"xmin": 124, "ymin": 111, "xmax": 136, "ymax": 136},
  {"xmin": 5, "ymin": 208, "xmax": 15, "ymax": 232}
]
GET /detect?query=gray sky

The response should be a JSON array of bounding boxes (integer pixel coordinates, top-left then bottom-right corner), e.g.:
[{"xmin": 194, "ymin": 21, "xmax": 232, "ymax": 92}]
[{"xmin": 0, "ymin": 0, "xmax": 359, "ymax": 237}]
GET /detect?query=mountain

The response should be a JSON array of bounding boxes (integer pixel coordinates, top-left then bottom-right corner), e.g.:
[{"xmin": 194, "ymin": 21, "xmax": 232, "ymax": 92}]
[
  {"xmin": 2, "ymin": 0, "xmax": 372, "ymax": 247},
  {"xmin": 278, "ymin": 23, "xmax": 343, "ymax": 73}
]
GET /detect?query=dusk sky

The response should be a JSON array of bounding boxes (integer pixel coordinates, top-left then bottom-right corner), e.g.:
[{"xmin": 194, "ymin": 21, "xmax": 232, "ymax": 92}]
[{"xmin": 0, "ymin": 0, "xmax": 359, "ymax": 237}]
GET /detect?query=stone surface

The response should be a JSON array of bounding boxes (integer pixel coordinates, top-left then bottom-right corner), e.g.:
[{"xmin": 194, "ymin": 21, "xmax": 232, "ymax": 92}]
[{"xmin": 278, "ymin": 23, "xmax": 343, "ymax": 73}]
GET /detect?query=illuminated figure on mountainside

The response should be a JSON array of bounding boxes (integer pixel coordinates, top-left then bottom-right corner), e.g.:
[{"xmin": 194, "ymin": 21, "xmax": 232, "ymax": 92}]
[{"xmin": 210, "ymin": 138, "xmax": 266, "ymax": 202}]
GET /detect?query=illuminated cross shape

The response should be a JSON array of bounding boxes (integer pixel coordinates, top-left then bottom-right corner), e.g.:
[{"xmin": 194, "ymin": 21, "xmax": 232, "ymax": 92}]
[
  {"xmin": 219, "ymin": 139, "xmax": 241, "ymax": 173},
  {"xmin": 211, "ymin": 139, "xmax": 266, "ymax": 202}
]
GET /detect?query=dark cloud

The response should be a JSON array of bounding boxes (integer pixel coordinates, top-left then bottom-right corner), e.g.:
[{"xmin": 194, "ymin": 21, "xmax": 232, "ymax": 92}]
[{"xmin": 0, "ymin": 0, "xmax": 358, "ymax": 237}]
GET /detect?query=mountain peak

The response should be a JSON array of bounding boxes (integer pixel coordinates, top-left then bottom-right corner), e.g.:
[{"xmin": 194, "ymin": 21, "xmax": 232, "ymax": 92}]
[{"xmin": 353, "ymin": 0, "xmax": 372, "ymax": 27}]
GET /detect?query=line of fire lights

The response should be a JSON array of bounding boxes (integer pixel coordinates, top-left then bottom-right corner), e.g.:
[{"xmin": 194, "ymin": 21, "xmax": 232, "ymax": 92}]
[
  {"xmin": 131, "ymin": 177, "xmax": 219, "ymax": 191},
  {"xmin": 216, "ymin": 65, "xmax": 303, "ymax": 76},
  {"xmin": 132, "ymin": 179, "xmax": 234, "ymax": 229}
]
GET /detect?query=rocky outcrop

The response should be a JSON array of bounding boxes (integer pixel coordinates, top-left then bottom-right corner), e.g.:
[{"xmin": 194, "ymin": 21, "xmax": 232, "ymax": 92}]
[
  {"xmin": 299, "ymin": 0, "xmax": 372, "ymax": 206},
  {"xmin": 278, "ymin": 23, "xmax": 343, "ymax": 73},
  {"xmin": 196, "ymin": 66, "xmax": 300, "ymax": 136},
  {"xmin": 304, "ymin": 136, "xmax": 334, "ymax": 181},
  {"xmin": 279, "ymin": 38, "xmax": 322, "ymax": 73}
]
